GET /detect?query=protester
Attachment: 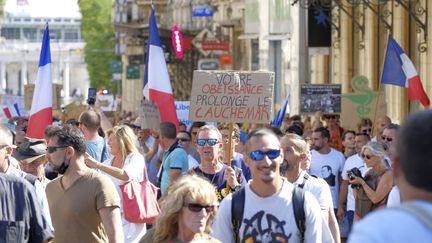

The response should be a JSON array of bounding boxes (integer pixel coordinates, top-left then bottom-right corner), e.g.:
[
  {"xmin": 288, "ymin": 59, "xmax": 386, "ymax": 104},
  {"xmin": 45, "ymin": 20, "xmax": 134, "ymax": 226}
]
[
  {"xmin": 78, "ymin": 110, "xmax": 110, "ymax": 162},
  {"xmin": 135, "ymin": 122, "xmax": 161, "ymax": 185},
  {"xmin": 349, "ymin": 142, "xmax": 393, "ymax": 220},
  {"xmin": 140, "ymin": 174, "xmax": 220, "ymax": 243},
  {"xmin": 85, "ymin": 125, "xmax": 147, "ymax": 242},
  {"xmin": 13, "ymin": 137, "xmax": 51, "ymax": 188},
  {"xmin": 357, "ymin": 118, "xmax": 373, "ymax": 136},
  {"xmin": 372, "ymin": 115, "xmax": 391, "ymax": 143},
  {"xmin": 349, "ymin": 110, "xmax": 432, "ymax": 242},
  {"xmin": 158, "ymin": 121, "xmax": 189, "ymax": 195},
  {"xmin": 0, "ymin": 173, "xmax": 53, "ymax": 242},
  {"xmin": 176, "ymin": 130, "xmax": 199, "ymax": 169},
  {"xmin": 212, "ymin": 129, "xmax": 333, "ymax": 242},
  {"xmin": 189, "ymin": 121, "xmax": 206, "ymax": 162},
  {"xmin": 337, "ymin": 132, "xmax": 370, "ymax": 236},
  {"xmin": 341, "ymin": 130, "xmax": 356, "ymax": 158},
  {"xmin": 45, "ymin": 124, "xmax": 123, "ymax": 242},
  {"xmin": 282, "ymin": 133, "xmax": 340, "ymax": 243},
  {"xmin": 218, "ymin": 123, "xmax": 251, "ymax": 181},
  {"xmin": 192, "ymin": 125, "xmax": 246, "ymax": 201},
  {"xmin": 322, "ymin": 114, "xmax": 345, "ymax": 152},
  {"xmin": 310, "ymin": 127, "xmax": 346, "ymax": 212},
  {"xmin": 381, "ymin": 123, "xmax": 400, "ymax": 158}
]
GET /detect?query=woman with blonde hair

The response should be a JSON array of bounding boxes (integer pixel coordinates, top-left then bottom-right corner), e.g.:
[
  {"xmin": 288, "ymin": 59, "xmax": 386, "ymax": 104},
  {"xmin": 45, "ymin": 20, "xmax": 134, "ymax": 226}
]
[
  {"xmin": 140, "ymin": 174, "xmax": 220, "ymax": 243},
  {"xmin": 349, "ymin": 141, "xmax": 393, "ymax": 220},
  {"xmin": 85, "ymin": 125, "xmax": 147, "ymax": 242}
]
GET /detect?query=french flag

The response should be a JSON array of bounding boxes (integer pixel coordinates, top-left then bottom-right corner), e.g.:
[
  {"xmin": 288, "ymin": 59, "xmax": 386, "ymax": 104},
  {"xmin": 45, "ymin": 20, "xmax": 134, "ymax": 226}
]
[
  {"xmin": 27, "ymin": 25, "xmax": 52, "ymax": 139},
  {"xmin": 143, "ymin": 8, "xmax": 179, "ymax": 130},
  {"xmin": 381, "ymin": 35, "xmax": 430, "ymax": 107}
]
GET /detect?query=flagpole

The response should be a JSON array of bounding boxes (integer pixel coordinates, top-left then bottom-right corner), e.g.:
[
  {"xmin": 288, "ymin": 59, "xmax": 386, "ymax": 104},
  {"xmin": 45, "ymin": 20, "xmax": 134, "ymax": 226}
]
[{"xmin": 371, "ymin": 34, "xmax": 390, "ymax": 138}]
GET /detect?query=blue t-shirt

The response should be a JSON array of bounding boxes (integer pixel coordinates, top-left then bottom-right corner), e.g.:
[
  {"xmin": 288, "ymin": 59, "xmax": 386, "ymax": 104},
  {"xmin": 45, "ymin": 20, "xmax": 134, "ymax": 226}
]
[
  {"xmin": 160, "ymin": 145, "xmax": 188, "ymax": 194},
  {"xmin": 86, "ymin": 136, "xmax": 111, "ymax": 162},
  {"xmin": 231, "ymin": 152, "xmax": 251, "ymax": 182}
]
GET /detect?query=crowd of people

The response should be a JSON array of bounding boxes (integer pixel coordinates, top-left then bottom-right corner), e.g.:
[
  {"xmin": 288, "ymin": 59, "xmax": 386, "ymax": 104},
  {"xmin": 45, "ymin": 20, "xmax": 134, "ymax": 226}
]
[{"xmin": 1, "ymin": 106, "xmax": 432, "ymax": 243}]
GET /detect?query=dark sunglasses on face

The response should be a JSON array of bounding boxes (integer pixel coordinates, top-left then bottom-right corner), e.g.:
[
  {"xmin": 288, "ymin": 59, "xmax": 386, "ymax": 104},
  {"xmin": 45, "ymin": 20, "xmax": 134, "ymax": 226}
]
[
  {"xmin": 361, "ymin": 154, "xmax": 373, "ymax": 160},
  {"xmin": 196, "ymin": 138, "xmax": 218, "ymax": 146},
  {"xmin": 381, "ymin": 136, "xmax": 393, "ymax": 142},
  {"xmin": 185, "ymin": 203, "xmax": 215, "ymax": 213},
  {"xmin": 249, "ymin": 149, "xmax": 281, "ymax": 161},
  {"xmin": 46, "ymin": 146, "xmax": 68, "ymax": 154},
  {"xmin": 362, "ymin": 128, "xmax": 372, "ymax": 133}
]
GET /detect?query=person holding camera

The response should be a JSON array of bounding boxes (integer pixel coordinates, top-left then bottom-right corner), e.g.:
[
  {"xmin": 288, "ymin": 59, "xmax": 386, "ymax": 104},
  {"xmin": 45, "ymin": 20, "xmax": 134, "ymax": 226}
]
[{"xmin": 349, "ymin": 141, "xmax": 393, "ymax": 221}]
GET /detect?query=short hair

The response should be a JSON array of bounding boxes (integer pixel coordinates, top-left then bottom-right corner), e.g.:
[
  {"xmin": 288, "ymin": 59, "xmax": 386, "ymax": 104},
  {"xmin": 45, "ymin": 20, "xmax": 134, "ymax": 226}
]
[
  {"xmin": 0, "ymin": 124, "xmax": 13, "ymax": 146},
  {"xmin": 355, "ymin": 132, "xmax": 371, "ymax": 141},
  {"xmin": 357, "ymin": 118, "xmax": 373, "ymax": 130},
  {"xmin": 384, "ymin": 123, "xmax": 400, "ymax": 131},
  {"xmin": 314, "ymin": 127, "xmax": 330, "ymax": 140},
  {"xmin": 44, "ymin": 124, "xmax": 87, "ymax": 155},
  {"xmin": 285, "ymin": 124, "xmax": 304, "ymax": 136},
  {"xmin": 160, "ymin": 122, "xmax": 177, "ymax": 139},
  {"xmin": 282, "ymin": 133, "xmax": 308, "ymax": 154},
  {"xmin": 154, "ymin": 174, "xmax": 218, "ymax": 242},
  {"xmin": 269, "ymin": 126, "xmax": 284, "ymax": 138},
  {"xmin": 189, "ymin": 121, "xmax": 206, "ymax": 132},
  {"xmin": 397, "ymin": 110, "xmax": 432, "ymax": 191},
  {"xmin": 177, "ymin": 130, "xmax": 191, "ymax": 140},
  {"xmin": 322, "ymin": 165, "xmax": 331, "ymax": 171},
  {"xmin": 106, "ymin": 125, "xmax": 139, "ymax": 162},
  {"xmin": 342, "ymin": 130, "xmax": 356, "ymax": 141},
  {"xmin": 78, "ymin": 110, "xmax": 101, "ymax": 131},
  {"xmin": 198, "ymin": 125, "xmax": 222, "ymax": 142},
  {"xmin": 245, "ymin": 128, "xmax": 280, "ymax": 151},
  {"xmin": 217, "ymin": 123, "xmax": 240, "ymax": 139}
]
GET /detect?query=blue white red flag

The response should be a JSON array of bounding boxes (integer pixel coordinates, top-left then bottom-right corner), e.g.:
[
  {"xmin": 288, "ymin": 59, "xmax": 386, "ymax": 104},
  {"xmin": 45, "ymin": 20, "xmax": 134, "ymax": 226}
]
[
  {"xmin": 27, "ymin": 25, "xmax": 52, "ymax": 139},
  {"xmin": 381, "ymin": 35, "xmax": 430, "ymax": 107},
  {"xmin": 144, "ymin": 8, "xmax": 179, "ymax": 129},
  {"xmin": 272, "ymin": 96, "xmax": 289, "ymax": 127}
]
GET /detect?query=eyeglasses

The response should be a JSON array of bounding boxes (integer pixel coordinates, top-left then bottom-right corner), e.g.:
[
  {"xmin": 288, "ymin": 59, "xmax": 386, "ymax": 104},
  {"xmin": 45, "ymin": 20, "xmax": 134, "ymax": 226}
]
[
  {"xmin": 381, "ymin": 136, "xmax": 393, "ymax": 142},
  {"xmin": 46, "ymin": 146, "xmax": 68, "ymax": 154},
  {"xmin": 178, "ymin": 138, "xmax": 190, "ymax": 142},
  {"xmin": 361, "ymin": 154, "xmax": 373, "ymax": 160},
  {"xmin": 196, "ymin": 138, "xmax": 218, "ymax": 146},
  {"xmin": 249, "ymin": 149, "xmax": 281, "ymax": 161},
  {"xmin": 185, "ymin": 203, "xmax": 215, "ymax": 213}
]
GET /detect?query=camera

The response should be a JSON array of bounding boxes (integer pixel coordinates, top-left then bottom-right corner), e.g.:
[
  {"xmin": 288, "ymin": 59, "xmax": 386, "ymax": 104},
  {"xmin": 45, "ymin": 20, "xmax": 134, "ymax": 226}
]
[{"xmin": 348, "ymin": 167, "xmax": 363, "ymax": 188}]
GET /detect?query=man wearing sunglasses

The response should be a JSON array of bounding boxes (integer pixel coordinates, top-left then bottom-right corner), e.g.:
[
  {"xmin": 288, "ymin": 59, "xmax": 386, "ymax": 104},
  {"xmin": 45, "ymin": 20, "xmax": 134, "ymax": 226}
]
[
  {"xmin": 44, "ymin": 124, "xmax": 124, "ymax": 243},
  {"xmin": 176, "ymin": 130, "xmax": 199, "ymax": 169},
  {"xmin": 212, "ymin": 129, "xmax": 332, "ymax": 243},
  {"xmin": 192, "ymin": 125, "xmax": 246, "ymax": 200}
]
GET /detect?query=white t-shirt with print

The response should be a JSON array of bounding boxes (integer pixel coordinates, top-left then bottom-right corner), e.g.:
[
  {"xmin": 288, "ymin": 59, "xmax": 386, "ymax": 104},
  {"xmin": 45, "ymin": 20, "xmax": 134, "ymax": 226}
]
[
  {"xmin": 341, "ymin": 154, "xmax": 368, "ymax": 211},
  {"xmin": 310, "ymin": 149, "xmax": 345, "ymax": 208},
  {"xmin": 211, "ymin": 179, "xmax": 334, "ymax": 243},
  {"xmin": 294, "ymin": 171, "xmax": 333, "ymax": 210}
]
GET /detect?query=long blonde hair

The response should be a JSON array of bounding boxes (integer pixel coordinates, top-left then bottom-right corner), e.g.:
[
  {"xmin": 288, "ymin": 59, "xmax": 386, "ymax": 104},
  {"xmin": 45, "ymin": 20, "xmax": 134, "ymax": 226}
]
[
  {"xmin": 154, "ymin": 174, "xmax": 219, "ymax": 242},
  {"xmin": 106, "ymin": 125, "xmax": 139, "ymax": 162}
]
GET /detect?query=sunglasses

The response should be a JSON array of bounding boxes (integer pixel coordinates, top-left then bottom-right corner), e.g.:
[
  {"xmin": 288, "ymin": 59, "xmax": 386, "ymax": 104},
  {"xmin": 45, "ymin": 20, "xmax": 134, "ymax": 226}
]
[
  {"xmin": 361, "ymin": 154, "xmax": 373, "ymax": 160},
  {"xmin": 178, "ymin": 138, "xmax": 190, "ymax": 142},
  {"xmin": 361, "ymin": 128, "xmax": 372, "ymax": 133},
  {"xmin": 196, "ymin": 138, "xmax": 218, "ymax": 146},
  {"xmin": 249, "ymin": 149, "xmax": 281, "ymax": 161},
  {"xmin": 381, "ymin": 136, "xmax": 393, "ymax": 142},
  {"xmin": 325, "ymin": 115, "xmax": 337, "ymax": 119},
  {"xmin": 46, "ymin": 146, "xmax": 68, "ymax": 154},
  {"xmin": 185, "ymin": 203, "xmax": 215, "ymax": 213}
]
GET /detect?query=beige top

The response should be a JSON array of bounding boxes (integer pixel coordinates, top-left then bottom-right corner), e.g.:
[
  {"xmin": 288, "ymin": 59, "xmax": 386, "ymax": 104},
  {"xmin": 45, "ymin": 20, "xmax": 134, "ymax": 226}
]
[{"xmin": 46, "ymin": 170, "xmax": 120, "ymax": 243}]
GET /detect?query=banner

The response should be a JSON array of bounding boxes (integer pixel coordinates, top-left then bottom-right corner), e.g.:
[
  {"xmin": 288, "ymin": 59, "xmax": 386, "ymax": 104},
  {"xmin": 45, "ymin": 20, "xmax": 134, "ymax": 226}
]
[
  {"xmin": 189, "ymin": 71, "xmax": 275, "ymax": 123},
  {"xmin": 138, "ymin": 100, "xmax": 161, "ymax": 130},
  {"xmin": 300, "ymin": 84, "xmax": 341, "ymax": 113}
]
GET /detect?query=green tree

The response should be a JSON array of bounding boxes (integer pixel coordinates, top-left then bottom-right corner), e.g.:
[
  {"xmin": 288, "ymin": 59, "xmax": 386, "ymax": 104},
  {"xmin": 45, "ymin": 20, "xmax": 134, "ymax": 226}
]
[{"xmin": 78, "ymin": 0, "xmax": 117, "ymax": 93}]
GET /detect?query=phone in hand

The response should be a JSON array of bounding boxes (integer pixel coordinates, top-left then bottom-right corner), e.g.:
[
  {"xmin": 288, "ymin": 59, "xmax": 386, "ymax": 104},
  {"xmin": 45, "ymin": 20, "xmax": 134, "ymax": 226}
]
[{"xmin": 87, "ymin": 88, "xmax": 97, "ymax": 105}]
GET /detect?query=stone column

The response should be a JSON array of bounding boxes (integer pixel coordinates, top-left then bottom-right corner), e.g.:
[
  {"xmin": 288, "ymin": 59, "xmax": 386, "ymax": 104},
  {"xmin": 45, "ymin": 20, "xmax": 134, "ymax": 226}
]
[
  {"xmin": 63, "ymin": 60, "xmax": 70, "ymax": 102},
  {"xmin": 339, "ymin": 3, "xmax": 352, "ymax": 93},
  {"xmin": 0, "ymin": 62, "xmax": 6, "ymax": 93},
  {"xmin": 20, "ymin": 61, "xmax": 27, "ymax": 96}
]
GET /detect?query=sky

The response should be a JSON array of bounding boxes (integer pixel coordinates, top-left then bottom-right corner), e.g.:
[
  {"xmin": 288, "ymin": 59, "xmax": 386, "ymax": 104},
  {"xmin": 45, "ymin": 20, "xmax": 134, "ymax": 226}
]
[{"xmin": 4, "ymin": 0, "xmax": 81, "ymax": 18}]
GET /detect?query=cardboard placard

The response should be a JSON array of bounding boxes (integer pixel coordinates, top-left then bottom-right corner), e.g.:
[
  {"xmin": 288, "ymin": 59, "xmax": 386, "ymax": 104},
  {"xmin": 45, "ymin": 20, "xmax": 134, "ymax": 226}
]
[
  {"xmin": 63, "ymin": 102, "xmax": 87, "ymax": 121},
  {"xmin": 138, "ymin": 100, "xmax": 161, "ymax": 130},
  {"xmin": 24, "ymin": 84, "xmax": 62, "ymax": 110},
  {"xmin": 300, "ymin": 84, "xmax": 342, "ymax": 113},
  {"xmin": 189, "ymin": 71, "xmax": 275, "ymax": 124},
  {"xmin": 341, "ymin": 76, "xmax": 387, "ymax": 131},
  {"xmin": 96, "ymin": 94, "xmax": 117, "ymax": 112}
]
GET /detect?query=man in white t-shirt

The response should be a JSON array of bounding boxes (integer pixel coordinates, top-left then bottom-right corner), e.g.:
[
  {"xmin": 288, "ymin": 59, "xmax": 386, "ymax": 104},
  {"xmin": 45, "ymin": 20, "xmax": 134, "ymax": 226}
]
[
  {"xmin": 310, "ymin": 127, "xmax": 345, "ymax": 210},
  {"xmin": 337, "ymin": 132, "xmax": 370, "ymax": 235},
  {"xmin": 282, "ymin": 133, "xmax": 340, "ymax": 243},
  {"xmin": 212, "ymin": 129, "xmax": 333, "ymax": 243},
  {"xmin": 348, "ymin": 110, "xmax": 432, "ymax": 242}
]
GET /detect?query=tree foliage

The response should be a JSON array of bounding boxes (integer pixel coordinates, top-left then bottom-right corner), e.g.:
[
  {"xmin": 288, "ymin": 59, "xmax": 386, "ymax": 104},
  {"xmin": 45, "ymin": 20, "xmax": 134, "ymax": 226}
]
[{"xmin": 78, "ymin": 0, "xmax": 117, "ymax": 93}]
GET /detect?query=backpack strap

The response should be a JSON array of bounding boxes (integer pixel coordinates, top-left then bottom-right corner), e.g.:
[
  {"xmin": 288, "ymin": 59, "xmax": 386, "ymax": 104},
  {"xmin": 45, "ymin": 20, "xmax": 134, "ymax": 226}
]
[
  {"xmin": 292, "ymin": 186, "xmax": 306, "ymax": 243},
  {"xmin": 298, "ymin": 173, "xmax": 310, "ymax": 189},
  {"xmin": 100, "ymin": 138, "xmax": 107, "ymax": 162},
  {"xmin": 231, "ymin": 187, "xmax": 245, "ymax": 243},
  {"xmin": 398, "ymin": 202, "xmax": 432, "ymax": 230}
]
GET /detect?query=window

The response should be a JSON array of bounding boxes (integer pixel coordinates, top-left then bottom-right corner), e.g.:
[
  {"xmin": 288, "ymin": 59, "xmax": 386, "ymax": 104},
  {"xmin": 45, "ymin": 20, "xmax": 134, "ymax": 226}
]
[
  {"xmin": 64, "ymin": 29, "xmax": 79, "ymax": 42},
  {"xmin": 23, "ymin": 28, "xmax": 37, "ymax": 41},
  {"xmin": 1, "ymin": 27, "xmax": 20, "ymax": 39}
]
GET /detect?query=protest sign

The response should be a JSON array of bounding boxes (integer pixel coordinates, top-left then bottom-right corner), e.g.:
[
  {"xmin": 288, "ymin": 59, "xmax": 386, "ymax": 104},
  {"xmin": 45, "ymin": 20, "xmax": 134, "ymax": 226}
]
[
  {"xmin": 341, "ymin": 75, "xmax": 386, "ymax": 131},
  {"xmin": 24, "ymin": 84, "xmax": 62, "ymax": 110},
  {"xmin": 175, "ymin": 101, "xmax": 192, "ymax": 128},
  {"xmin": 189, "ymin": 71, "xmax": 275, "ymax": 124},
  {"xmin": 138, "ymin": 99, "xmax": 161, "ymax": 130},
  {"xmin": 300, "ymin": 84, "xmax": 341, "ymax": 113},
  {"xmin": 96, "ymin": 94, "xmax": 117, "ymax": 112},
  {"xmin": 63, "ymin": 102, "xmax": 87, "ymax": 121}
]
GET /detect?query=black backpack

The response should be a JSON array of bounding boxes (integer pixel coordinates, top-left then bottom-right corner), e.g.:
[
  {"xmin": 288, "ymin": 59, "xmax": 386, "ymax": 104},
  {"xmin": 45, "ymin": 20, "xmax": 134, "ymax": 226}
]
[{"xmin": 231, "ymin": 178, "xmax": 308, "ymax": 243}]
